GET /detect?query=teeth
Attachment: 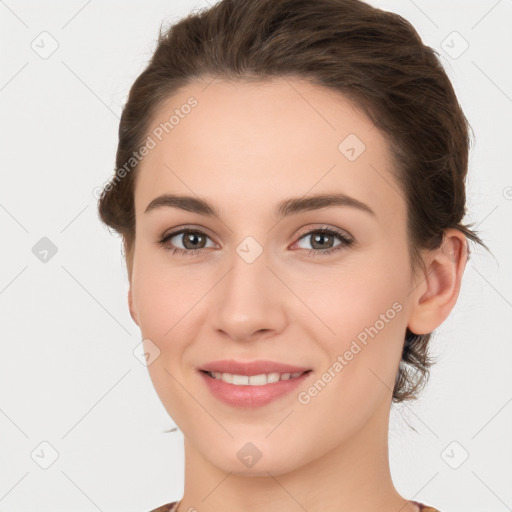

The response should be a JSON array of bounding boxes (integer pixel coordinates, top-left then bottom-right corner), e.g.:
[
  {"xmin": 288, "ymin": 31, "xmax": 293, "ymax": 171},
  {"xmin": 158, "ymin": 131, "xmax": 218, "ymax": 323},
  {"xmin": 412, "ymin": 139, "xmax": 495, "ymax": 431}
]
[
  {"xmin": 208, "ymin": 371, "xmax": 305, "ymax": 385},
  {"xmin": 233, "ymin": 374, "xmax": 249, "ymax": 385}
]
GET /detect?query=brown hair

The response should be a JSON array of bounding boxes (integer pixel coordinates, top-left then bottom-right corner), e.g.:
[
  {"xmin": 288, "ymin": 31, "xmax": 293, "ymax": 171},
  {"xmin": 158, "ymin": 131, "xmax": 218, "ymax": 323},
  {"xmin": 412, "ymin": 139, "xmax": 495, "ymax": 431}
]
[{"xmin": 98, "ymin": 0, "xmax": 488, "ymax": 403}]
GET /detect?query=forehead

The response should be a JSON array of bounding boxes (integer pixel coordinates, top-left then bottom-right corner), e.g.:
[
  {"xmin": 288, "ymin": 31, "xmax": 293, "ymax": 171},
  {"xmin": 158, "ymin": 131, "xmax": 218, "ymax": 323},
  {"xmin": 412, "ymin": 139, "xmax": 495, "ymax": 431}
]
[{"xmin": 135, "ymin": 77, "xmax": 403, "ymax": 223}]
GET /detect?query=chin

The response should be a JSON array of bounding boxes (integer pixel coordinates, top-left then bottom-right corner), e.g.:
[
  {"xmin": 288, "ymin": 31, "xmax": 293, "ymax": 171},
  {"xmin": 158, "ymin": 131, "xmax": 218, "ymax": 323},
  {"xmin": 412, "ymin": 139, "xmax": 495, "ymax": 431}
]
[{"xmin": 204, "ymin": 444, "xmax": 309, "ymax": 477}]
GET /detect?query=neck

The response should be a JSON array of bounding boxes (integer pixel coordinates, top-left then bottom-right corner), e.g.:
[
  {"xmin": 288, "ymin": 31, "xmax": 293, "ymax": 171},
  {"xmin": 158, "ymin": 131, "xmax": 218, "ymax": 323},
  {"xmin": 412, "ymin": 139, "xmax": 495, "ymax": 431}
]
[{"xmin": 178, "ymin": 398, "xmax": 418, "ymax": 512}]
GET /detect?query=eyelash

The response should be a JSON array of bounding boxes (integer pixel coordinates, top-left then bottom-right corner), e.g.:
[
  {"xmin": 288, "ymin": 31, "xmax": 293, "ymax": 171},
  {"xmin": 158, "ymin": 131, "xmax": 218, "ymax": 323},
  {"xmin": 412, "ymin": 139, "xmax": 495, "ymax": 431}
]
[{"xmin": 156, "ymin": 226, "xmax": 354, "ymax": 257}]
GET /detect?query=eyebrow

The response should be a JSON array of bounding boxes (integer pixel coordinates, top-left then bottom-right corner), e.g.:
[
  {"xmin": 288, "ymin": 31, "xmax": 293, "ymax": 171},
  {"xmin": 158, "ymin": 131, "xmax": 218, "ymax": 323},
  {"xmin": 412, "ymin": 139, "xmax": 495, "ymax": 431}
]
[{"xmin": 144, "ymin": 192, "xmax": 376, "ymax": 218}]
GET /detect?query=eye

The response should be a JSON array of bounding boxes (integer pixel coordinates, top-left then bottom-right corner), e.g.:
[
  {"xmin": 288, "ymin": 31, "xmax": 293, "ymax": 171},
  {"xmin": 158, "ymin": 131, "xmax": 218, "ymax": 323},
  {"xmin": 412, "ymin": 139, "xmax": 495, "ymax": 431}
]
[
  {"xmin": 293, "ymin": 226, "xmax": 354, "ymax": 256},
  {"xmin": 156, "ymin": 225, "xmax": 354, "ymax": 257},
  {"xmin": 157, "ymin": 228, "xmax": 216, "ymax": 256}
]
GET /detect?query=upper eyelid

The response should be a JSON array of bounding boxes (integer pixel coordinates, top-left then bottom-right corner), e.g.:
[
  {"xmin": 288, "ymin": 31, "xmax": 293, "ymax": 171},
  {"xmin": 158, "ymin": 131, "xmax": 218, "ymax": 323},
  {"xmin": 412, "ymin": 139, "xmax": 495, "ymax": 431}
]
[
  {"xmin": 162, "ymin": 225, "xmax": 216, "ymax": 240},
  {"xmin": 295, "ymin": 225, "xmax": 352, "ymax": 240}
]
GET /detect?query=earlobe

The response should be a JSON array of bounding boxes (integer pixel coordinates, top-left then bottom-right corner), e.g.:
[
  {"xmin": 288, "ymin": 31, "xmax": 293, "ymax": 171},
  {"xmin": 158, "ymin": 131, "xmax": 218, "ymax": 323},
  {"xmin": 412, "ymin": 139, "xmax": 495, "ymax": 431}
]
[
  {"xmin": 128, "ymin": 287, "xmax": 139, "ymax": 326},
  {"xmin": 407, "ymin": 229, "xmax": 468, "ymax": 336}
]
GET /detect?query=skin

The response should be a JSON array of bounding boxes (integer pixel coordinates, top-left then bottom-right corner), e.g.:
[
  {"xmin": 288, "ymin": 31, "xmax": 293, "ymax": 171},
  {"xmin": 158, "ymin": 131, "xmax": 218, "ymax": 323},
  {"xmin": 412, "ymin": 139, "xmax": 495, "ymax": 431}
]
[{"xmin": 126, "ymin": 77, "xmax": 467, "ymax": 512}]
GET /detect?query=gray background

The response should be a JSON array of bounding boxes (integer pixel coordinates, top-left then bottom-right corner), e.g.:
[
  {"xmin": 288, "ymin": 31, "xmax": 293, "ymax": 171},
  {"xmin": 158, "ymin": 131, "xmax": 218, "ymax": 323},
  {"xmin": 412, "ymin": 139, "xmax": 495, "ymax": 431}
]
[{"xmin": 0, "ymin": 0, "xmax": 511, "ymax": 510}]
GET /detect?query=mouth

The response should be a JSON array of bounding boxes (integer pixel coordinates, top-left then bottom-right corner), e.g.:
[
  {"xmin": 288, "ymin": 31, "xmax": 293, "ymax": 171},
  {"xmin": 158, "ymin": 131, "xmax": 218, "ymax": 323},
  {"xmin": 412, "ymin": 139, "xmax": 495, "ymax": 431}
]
[
  {"xmin": 200, "ymin": 369, "xmax": 311, "ymax": 386},
  {"xmin": 197, "ymin": 359, "xmax": 313, "ymax": 408}
]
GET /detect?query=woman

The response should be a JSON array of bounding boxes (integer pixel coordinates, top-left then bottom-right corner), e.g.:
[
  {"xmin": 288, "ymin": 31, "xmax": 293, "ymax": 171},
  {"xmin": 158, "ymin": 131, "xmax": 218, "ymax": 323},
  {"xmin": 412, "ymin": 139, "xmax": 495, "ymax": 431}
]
[{"xmin": 98, "ymin": 0, "xmax": 487, "ymax": 510}]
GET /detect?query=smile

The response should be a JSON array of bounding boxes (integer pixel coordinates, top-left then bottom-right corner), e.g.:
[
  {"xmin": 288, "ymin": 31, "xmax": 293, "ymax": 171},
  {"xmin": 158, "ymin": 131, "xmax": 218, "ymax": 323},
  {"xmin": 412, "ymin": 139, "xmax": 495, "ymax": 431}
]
[
  {"xmin": 199, "ymin": 366, "xmax": 313, "ymax": 408},
  {"xmin": 203, "ymin": 370, "xmax": 308, "ymax": 386}
]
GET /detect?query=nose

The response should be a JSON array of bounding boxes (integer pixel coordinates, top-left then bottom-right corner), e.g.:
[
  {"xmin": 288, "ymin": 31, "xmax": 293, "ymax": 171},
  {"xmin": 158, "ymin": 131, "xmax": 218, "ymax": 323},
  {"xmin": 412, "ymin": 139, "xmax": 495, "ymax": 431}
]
[{"xmin": 210, "ymin": 245, "xmax": 288, "ymax": 342}]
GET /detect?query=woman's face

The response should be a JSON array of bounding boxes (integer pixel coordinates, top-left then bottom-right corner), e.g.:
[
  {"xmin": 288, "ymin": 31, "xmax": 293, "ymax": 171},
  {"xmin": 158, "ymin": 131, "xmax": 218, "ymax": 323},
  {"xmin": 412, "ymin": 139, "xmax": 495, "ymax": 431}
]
[{"xmin": 128, "ymin": 77, "xmax": 421, "ymax": 475}]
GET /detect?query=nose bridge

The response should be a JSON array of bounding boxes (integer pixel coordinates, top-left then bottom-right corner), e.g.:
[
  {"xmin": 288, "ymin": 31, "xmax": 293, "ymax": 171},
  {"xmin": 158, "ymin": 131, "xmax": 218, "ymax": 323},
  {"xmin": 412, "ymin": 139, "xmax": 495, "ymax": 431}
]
[
  {"xmin": 223, "ymin": 238, "xmax": 271, "ymax": 311},
  {"xmin": 211, "ymin": 236, "xmax": 286, "ymax": 340}
]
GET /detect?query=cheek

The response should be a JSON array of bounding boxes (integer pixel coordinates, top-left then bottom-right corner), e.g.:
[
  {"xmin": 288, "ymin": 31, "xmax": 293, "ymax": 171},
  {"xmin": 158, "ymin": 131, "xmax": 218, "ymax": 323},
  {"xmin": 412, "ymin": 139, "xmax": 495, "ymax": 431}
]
[
  {"xmin": 295, "ymin": 254, "xmax": 409, "ymax": 389},
  {"xmin": 132, "ymin": 262, "xmax": 205, "ymax": 422},
  {"xmin": 131, "ymin": 249, "xmax": 206, "ymax": 341},
  {"xmin": 293, "ymin": 266, "xmax": 407, "ymax": 430},
  {"xmin": 300, "ymin": 258, "xmax": 407, "ymax": 337}
]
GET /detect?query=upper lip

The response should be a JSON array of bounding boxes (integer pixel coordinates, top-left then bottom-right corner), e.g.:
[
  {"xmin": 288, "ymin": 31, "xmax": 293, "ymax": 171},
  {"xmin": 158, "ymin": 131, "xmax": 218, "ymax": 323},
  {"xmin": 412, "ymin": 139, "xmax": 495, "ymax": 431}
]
[{"xmin": 199, "ymin": 359, "xmax": 311, "ymax": 376}]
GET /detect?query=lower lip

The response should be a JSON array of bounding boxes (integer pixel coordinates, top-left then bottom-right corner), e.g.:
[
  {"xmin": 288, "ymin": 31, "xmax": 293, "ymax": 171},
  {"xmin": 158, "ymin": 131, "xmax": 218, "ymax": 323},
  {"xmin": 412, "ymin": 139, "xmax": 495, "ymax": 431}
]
[{"xmin": 199, "ymin": 370, "xmax": 311, "ymax": 408}]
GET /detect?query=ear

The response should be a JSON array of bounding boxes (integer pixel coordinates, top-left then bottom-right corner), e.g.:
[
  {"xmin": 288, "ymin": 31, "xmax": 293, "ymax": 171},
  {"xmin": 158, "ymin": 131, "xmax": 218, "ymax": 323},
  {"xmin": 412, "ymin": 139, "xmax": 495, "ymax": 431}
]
[
  {"xmin": 123, "ymin": 238, "xmax": 138, "ymax": 325},
  {"xmin": 128, "ymin": 286, "xmax": 139, "ymax": 326},
  {"xmin": 407, "ymin": 229, "xmax": 468, "ymax": 336}
]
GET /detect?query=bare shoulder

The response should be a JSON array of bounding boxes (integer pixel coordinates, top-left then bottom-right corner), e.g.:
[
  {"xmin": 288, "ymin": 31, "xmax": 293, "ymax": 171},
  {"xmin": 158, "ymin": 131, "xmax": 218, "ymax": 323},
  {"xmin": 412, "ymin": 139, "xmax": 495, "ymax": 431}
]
[
  {"xmin": 410, "ymin": 501, "xmax": 441, "ymax": 512},
  {"xmin": 148, "ymin": 501, "xmax": 178, "ymax": 512}
]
